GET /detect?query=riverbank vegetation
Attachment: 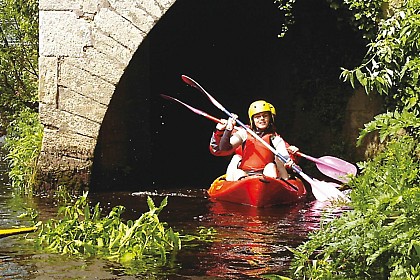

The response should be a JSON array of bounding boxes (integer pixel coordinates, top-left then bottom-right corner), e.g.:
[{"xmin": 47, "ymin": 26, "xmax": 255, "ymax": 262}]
[
  {"xmin": 290, "ymin": 112, "xmax": 419, "ymax": 279},
  {"xmin": 26, "ymin": 192, "xmax": 214, "ymax": 275},
  {"xmin": 0, "ymin": 0, "xmax": 41, "ymax": 195},
  {"xmin": 289, "ymin": 0, "xmax": 419, "ymax": 278}
]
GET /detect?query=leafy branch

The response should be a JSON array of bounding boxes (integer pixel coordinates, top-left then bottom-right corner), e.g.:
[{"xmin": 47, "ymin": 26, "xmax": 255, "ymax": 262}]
[{"xmin": 340, "ymin": 0, "xmax": 420, "ymax": 110}]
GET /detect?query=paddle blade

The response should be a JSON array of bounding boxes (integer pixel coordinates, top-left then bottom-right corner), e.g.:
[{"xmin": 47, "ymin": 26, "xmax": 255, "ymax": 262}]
[
  {"xmin": 161, "ymin": 94, "xmax": 223, "ymax": 124},
  {"xmin": 316, "ymin": 156, "xmax": 357, "ymax": 183},
  {"xmin": 181, "ymin": 75, "xmax": 226, "ymax": 111},
  {"xmin": 310, "ymin": 179, "xmax": 348, "ymax": 202},
  {"xmin": 161, "ymin": 94, "xmax": 203, "ymax": 115},
  {"xmin": 181, "ymin": 75, "xmax": 199, "ymax": 89}
]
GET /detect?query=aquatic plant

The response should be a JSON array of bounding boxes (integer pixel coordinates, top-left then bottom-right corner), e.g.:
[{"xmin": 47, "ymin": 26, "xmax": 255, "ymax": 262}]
[
  {"xmin": 29, "ymin": 192, "xmax": 216, "ymax": 274},
  {"xmin": 33, "ymin": 193, "xmax": 180, "ymax": 266}
]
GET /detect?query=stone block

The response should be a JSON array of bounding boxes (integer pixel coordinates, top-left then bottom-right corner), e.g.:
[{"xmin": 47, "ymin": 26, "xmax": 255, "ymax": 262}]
[
  {"xmin": 39, "ymin": 0, "xmax": 82, "ymax": 10},
  {"xmin": 38, "ymin": 56, "xmax": 58, "ymax": 106},
  {"xmin": 39, "ymin": 0, "xmax": 98, "ymax": 14},
  {"xmin": 138, "ymin": 0, "xmax": 163, "ymax": 18},
  {"xmin": 41, "ymin": 128, "xmax": 96, "ymax": 162},
  {"xmin": 94, "ymin": 8, "xmax": 145, "ymax": 52},
  {"xmin": 39, "ymin": 103, "xmax": 101, "ymax": 138},
  {"xmin": 91, "ymin": 29, "xmax": 134, "ymax": 68},
  {"xmin": 160, "ymin": 0, "xmax": 177, "ymax": 10},
  {"xmin": 59, "ymin": 60, "xmax": 115, "ymax": 105},
  {"xmin": 39, "ymin": 11, "xmax": 92, "ymax": 57},
  {"xmin": 108, "ymin": 0, "xmax": 158, "ymax": 32},
  {"xmin": 57, "ymin": 86, "xmax": 108, "ymax": 124},
  {"xmin": 65, "ymin": 48, "xmax": 125, "ymax": 85},
  {"xmin": 80, "ymin": 0, "xmax": 98, "ymax": 14}
]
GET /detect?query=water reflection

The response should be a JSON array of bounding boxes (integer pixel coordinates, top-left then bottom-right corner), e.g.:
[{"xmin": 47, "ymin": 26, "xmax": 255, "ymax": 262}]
[{"xmin": 187, "ymin": 200, "xmax": 327, "ymax": 279}]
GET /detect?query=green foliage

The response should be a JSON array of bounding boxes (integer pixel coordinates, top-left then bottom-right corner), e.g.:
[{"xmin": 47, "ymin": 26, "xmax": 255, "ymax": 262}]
[
  {"xmin": 179, "ymin": 226, "xmax": 217, "ymax": 245},
  {"xmin": 0, "ymin": 0, "xmax": 39, "ymax": 127},
  {"xmin": 327, "ymin": 0, "xmax": 385, "ymax": 40},
  {"xmin": 357, "ymin": 108, "xmax": 420, "ymax": 145},
  {"xmin": 340, "ymin": 0, "xmax": 420, "ymax": 110},
  {"xmin": 33, "ymin": 193, "xmax": 181, "ymax": 272},
  {"xmin": 0, "ymin": 0, "xmax": 40, "ymax": 194},
  {"xmin": 30, "ymin": 192, "xmax": 216, "ymax": 274},
  {"xmin": 4, "ymin": 108, "xmax": 43, "ymax": 195},
  {"xmin": 261, "ymin": 275, "xmax": 293, "ymax": 280},
  {"xmin": 274, "ymin": 0, "xmax": 297, "ymax": 37},
  {"xmin": 290, "ymin": 113, "xmax": 420, "ymax": 279},
  {"xmin": 287, "ymin": 1, "xmax": 420, "ymax": 279}
]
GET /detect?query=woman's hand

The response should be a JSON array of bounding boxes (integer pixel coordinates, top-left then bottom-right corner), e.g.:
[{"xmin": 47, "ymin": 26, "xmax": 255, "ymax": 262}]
[
  {"xmin": 283, "ymin": 158, "xmax": 293, "ymax": 169},
  {"xmin": 216, "ymin": 114, "xmax": 237, "ymax": 131},
  {"xmin": 287, "ymin": 145, "xmax": 299, "ymax": 154},
  {"xmin": 216, "ymin": 119, "xmax": 228, "ymax": 130},
  {"xmin": 226, "ymin": 114, "xmax": 237, "ymax": 131}
]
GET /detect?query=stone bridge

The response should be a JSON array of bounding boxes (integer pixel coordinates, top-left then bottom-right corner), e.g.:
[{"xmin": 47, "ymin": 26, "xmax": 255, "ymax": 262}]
[
  {"xmin": 38, "ymin": 0, "xmax": 176, "ymax": 190},
  {"xmin": 37, "ymin": 0, "xmax": 384, "ymax": 191}
]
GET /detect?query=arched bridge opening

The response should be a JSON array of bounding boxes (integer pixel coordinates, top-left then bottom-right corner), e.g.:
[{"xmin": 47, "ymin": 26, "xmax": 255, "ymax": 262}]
[{"xmin": 89, "ymin": 0, "xmax": 376, "ymax": 192}]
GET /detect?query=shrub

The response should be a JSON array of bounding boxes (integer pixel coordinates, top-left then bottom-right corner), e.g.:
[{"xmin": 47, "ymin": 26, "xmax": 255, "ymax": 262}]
[
  {"xmin": 4, "ymin": 109, "xmax": 43, "ymax": 195},
  {"xmin": 290, "ymin": 112, "xmax": 420, "ymax": 279}
]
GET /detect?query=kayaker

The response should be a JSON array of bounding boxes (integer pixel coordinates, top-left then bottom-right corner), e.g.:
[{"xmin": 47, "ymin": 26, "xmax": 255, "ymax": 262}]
[{"xmin": 209, "ymin": 100, "xmax": 299, "ymax": 181}]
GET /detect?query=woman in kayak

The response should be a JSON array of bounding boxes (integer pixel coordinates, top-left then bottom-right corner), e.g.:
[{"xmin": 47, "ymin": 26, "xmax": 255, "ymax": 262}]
[{"xmin": 209, "ymin": 100, "xmax": 299, "ymax": 181}]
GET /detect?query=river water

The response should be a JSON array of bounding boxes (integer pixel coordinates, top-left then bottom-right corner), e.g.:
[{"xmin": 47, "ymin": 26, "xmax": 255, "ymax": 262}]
[{"xmin": 0, "ymin": 148, "xmax": 338, "ymax": 280}]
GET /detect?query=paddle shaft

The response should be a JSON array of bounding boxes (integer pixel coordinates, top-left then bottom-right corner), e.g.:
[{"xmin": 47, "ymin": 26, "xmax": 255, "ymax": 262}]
[{"xmin": 0, "ymin": 226, "xmax": 36, "ymax": 238}]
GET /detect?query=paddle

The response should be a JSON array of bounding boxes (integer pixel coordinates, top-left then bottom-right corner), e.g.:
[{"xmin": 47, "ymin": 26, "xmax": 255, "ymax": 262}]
[
  {"xmin": 161, "ymin": 94, "xmax": 356, "ymax": 183},
  {"xmin": 180, "ymin": 75, "xmax": 348, "ymax": 202}
]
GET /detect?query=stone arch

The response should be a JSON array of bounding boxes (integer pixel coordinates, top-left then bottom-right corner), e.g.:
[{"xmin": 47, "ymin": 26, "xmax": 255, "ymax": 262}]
[
  {"xmin": 37, "ymin": 0, "xmax": 383, "ymax": 192},
  {"xmin": 37, "ymin": 0, "xmax": 176, "ymax": 190}
]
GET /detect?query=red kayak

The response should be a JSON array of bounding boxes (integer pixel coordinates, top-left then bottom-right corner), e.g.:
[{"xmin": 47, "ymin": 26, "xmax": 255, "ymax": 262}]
[{"xmin": 207, "ymin": 175, "xmax": 308, "ymax": 207}]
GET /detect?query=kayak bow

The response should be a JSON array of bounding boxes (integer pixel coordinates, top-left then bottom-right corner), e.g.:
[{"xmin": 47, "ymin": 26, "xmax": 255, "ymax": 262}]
[{"xmin": 208, "ymin": 174, "xmax": 307, "ymax": 207}]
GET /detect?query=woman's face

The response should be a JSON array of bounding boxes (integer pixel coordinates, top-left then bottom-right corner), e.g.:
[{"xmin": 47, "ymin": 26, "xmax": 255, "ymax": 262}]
[{"xmin": 252, "ymin": 112, "xmax": 271, "ymax": 130}]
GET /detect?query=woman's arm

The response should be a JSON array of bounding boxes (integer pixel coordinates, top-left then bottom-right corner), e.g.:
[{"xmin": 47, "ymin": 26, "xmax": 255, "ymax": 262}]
[{"xmin": 209, "ymin": 117, "xmax": 243, "ymax": 156}]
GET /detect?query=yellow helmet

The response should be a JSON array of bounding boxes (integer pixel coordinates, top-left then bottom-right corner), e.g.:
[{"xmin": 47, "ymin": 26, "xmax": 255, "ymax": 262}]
[
  {"xmin": 248, "ymin": 100, "xmax": 276, "ymax": 124},
  {"xmin": 268, "ymin": 103, "xmax": 276, "ymax": 117}
]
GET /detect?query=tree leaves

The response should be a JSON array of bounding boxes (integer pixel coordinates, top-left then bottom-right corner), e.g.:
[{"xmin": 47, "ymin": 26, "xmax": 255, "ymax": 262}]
[
  {"xmin": 0, "ymin": 0, "xmax": 38, "ymax": 125},
  {"xmin": 340, "ymin": 1, "xmax": 420, "ymax": 111}
]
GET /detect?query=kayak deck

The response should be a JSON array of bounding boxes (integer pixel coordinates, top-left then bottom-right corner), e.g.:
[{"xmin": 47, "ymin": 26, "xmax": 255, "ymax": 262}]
[{"xmin": 208, "ymin": 175, "xmax": 308, "ymax": 207}]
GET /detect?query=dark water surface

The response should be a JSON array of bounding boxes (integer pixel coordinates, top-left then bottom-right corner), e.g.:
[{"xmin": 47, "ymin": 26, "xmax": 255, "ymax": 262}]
[{"xmin": 0, "ymin": 150, "xmax": 337, "ymax": 279}]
